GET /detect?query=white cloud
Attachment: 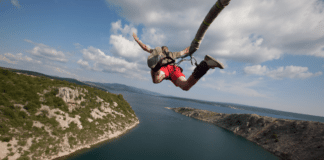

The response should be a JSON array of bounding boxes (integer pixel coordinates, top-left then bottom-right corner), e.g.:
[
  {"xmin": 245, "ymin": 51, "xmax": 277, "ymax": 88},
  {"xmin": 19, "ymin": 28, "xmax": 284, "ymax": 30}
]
[
  {"xmin": 111, "ymin": 20, "xmax": 137, "ymax": 37},
  {"xmin": 0, "ymin": 54, "xmax": 16, "ymax": 64},
  {"xmin": 75, "ymin": 21, "xmax": 151, "ymax": 80},
  {"xmin": 73, "ymin": 43, "xmax": 82, "ymax": 49},
  {"xmin": 0, "ymin": 53, "xmax": 41, "ymax": 64},
  {"xmin": 141, "ymin": 28, "xmax": 167, "ymax": 46},
  {"xmin": 77, "ymin": 59, "xmax": 90, "ymax": 68},
  {"xmin": 11, "ymin": 0, "xmax": 21, "ymax": 8},
  {"xmin": 110, "ymin": 34, "xmax": 144, "ymax": 59},
  {"xmin": 25, "ymin": 39, "xmax": 68, "ymax": 62},
  {"xmin": 109, "ymin": 20, "xmax": 148, "ymax": 62},
  {"xmin": 206, "ymin": 69, "xmax": 215, "ymax": 75},
  {"xmin": 220, "ymin": 70, "xmax": 236, "ymax": 75},
  {"xmin": 105, "ymin": 0, "xmax": 324, "ymax": 63},
  {"xmin": 203, "ymin": 79, "xmax": 267, "ymax": 98},
  {"xmin": 55, "ymin": 67, "xmax": 80, "ymax": 78},
  {"xmin": 78, "ymin": 46, "xmax": 148, "ymax": 80},
  {"xmin": 244, "ymin": 65, "xmax": 323, "ymax": 79},
  {"xmin": 210, "ymin": 35, "xmax": 283, "ymax": 63},
  {"xmin": 187, "ymin": 65, "xmax": 196, "ymax": 72},
  {"xmin": 267, "ymin": 66, "xmax": 322, "ymax": 79},
  {"xmin": 244, "ymin": 65, "xmax": 268, "ymax": 75}
]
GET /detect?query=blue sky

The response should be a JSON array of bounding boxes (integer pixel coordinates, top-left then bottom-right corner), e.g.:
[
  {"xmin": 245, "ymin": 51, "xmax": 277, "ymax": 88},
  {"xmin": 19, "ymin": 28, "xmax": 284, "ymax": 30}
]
[{"xmin": 1, "ymin": 0, "xmax": 323, "ymax": 117}]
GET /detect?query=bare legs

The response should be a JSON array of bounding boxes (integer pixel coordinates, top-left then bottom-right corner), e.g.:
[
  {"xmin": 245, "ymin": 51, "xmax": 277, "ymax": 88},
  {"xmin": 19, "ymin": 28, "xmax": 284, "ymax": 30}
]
[
  {"xmin": 150, "ymin": 70, "xmax": 198, "ymax": 91},
  {"xmin": 151, "ymin": 55, "xmax": 223, "ymax": 91},
  {"xmin": 174, "ymin": 76, "xmax": 198, "ymax": 91},
  {"xmin": 150, "ymin": 61, "xmax": 209, "ymax": 91},
  {"xmin": 151, "ymin": 70, "xmax": 165, "ymax": 84}
]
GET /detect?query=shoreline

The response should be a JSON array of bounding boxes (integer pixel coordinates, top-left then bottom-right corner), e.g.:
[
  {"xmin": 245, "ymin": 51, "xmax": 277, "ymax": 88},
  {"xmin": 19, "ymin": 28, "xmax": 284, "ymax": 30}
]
[
  {"xmin": 168, "ymin": 107, "xmax": 324, "ymax": 160},
  {"xmin": 51, "ymin": 120, "xmax": 139, "ymax": 160}
]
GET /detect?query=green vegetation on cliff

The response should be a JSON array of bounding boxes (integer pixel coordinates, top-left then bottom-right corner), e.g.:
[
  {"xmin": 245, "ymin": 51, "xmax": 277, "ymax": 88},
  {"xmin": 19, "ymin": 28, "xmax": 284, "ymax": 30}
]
[
  {"xmin": 0, "ymin": 68, "xmax": 138, "ymax": 160},
  {"xmin": 171, "ymin": 107, "xmax": 324, "ymax": 160}
]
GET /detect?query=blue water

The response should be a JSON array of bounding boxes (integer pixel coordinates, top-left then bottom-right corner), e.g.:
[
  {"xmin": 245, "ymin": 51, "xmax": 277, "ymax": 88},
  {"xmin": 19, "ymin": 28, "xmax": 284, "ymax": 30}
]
[{"xmin": 67, "ymin": 90, "xmax": 324, "ymax": 160}]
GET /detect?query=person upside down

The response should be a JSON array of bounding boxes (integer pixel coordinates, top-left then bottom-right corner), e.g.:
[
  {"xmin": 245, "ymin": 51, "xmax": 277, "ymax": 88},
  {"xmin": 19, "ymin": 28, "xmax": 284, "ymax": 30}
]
[
  {"xmin": 133, "ymin": 33, "xmax": 224, "ymax": 91},
  {"xmin": 132, "ymin": 0, "xmax": 230, "ymax": 91}
]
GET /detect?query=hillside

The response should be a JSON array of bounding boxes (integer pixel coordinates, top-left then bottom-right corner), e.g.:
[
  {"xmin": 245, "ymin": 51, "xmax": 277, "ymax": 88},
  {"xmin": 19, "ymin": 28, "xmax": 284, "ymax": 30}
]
[
  {"xmin": 86, "ymin": 82, "xmax": 165, "ymax": 97},
  {"xmin": 0, "ymin": 68, "xmax": 139, "ymax": 160},
  {"xmin": 168, "ymin": 107, "xmax": 324, "ymax": 160}
]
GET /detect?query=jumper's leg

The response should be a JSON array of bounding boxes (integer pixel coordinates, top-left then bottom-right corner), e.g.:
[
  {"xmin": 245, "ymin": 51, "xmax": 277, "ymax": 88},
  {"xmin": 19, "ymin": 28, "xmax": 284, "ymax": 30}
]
[
  {"xmin": 175, "ymin": 55, "xmax": 224, "ymax": 91},
  {"xmin": 151, "ymin": 70, "xmax": 166, "ymax": 84}
]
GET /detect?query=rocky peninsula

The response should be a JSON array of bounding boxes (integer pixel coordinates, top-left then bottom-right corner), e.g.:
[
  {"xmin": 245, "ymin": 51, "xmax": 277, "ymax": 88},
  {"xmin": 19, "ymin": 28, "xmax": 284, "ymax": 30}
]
[
  {"xmin": 167, "ymin": 107, "xmax": 324, "ymax": 160},
  {"xmin": 0, "ymin": 68, "xmax": 139, "ymax": 160}
]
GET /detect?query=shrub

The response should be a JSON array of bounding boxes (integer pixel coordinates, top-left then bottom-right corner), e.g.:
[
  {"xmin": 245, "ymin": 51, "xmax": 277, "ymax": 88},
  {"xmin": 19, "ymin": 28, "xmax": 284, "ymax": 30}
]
[
  {"xmin": 0, "ymin": 94, "xmax": 11, "ymax": 106},
  {"xmin": 24, "ymin": 102, "xmax": 40, "ymax": 112},
  {"xmin": 1, "ymin": 69, "xmax": 12, "ymax": 77},
  {"xmin": 0, "ymin": 107, "xmax": 16, "ymax": 119},
  {"xmin": 45, "ymin": 147, "xmax": 50, "ymax": 154},
  {"xmin": 22, "ymin": 151, "xmax": 30, "ymax": 157},
  {"xmin": 17, "ymin": 156, "xmax": 30, "ymax": 160},
  {"xmin": 48, "ymin": 117, "xmax": 59, "ymax": 127},
  {"xmin": 52, "ymin": 97, "xmax": 68, "ymax": 112},
  {"xmin": 68, "ymin": 136, "xmax": 77, "ymax": 146},
  {"xmin": 18, "ymin": 139, "xmax": 27, "ymax": 146},
  {"xmin": 80, "ymin": 102, "xmax": 86, "ymax": 106},
  {"xmin": 118, "ymin": 94, "xmax": 124, "ymax": 100},
  {"xmin": 52, "ymin": 130, "xmax": 58, "ymax": 136},
  {"xmin": 1, "ymin": 136, "xmax": 12, "ymax": 142},
  {"xmin": 0, "ymin": 123, "xmax": 9, "ymax": 135},
  {"xmin": 18, "ymin": 111, "xmax": 28, "ymax": 119}
]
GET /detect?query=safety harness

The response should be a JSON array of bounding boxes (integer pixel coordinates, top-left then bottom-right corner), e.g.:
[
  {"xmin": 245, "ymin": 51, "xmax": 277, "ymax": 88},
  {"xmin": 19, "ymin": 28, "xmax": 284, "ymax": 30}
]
[{"xmin": 153, "ymin": 51, "xmax": 198, "ymax": 80}]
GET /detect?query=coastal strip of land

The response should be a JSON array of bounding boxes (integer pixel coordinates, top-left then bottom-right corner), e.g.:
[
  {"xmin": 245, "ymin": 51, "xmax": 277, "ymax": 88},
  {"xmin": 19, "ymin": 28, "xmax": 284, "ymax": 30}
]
[
  {"xmin": 52, "ymin": 120, "xmax": 139, "ymax": 160},
  {"xmin": 0, "ymin": 68, "xmax": 140, "ymax": 160},
  {"xmin": 166, "ymin": 107, "xmax": 324, "ymax": 160}
]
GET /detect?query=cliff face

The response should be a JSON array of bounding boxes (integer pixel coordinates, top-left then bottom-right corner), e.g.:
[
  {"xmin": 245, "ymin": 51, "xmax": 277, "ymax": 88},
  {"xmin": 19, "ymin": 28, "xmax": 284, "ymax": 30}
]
[
  {"xmin": 0, "ymin": 68, "xmax": 139, "ymax": 160},
  {"xmin": 168, "ymin": 107, "xmax": 324, "ymax": 160}
]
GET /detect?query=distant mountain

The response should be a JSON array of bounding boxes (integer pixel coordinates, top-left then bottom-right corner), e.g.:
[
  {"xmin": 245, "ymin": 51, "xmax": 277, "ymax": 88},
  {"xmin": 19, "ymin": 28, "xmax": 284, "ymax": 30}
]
[
  {"xmin": 0, "ymin": 67, "xmax": 89, "ymax": 86},
  {"xmin": 86, "ymin": 82, "xmax": 165, "ymax": 97},
  {"xmin": 0, "ymin": 67, "xmax": 164, "ymax": 97},
  {"xmin": 0, "ymin": 67, "xmax": 111, "ymax": 92}
]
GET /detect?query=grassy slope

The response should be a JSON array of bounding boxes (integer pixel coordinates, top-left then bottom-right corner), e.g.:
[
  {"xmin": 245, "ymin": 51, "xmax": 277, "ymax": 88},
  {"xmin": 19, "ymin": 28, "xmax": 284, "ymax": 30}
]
[{"xmin": 0, "ymin": 68, "xmax": 138, "ymax": 160}]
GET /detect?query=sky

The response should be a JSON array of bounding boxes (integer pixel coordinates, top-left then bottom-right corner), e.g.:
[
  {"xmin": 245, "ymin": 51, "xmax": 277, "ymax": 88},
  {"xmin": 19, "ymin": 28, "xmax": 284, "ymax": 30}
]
[{"xmin": 1, "ymin": 0, "xmax": 324, "ymax": 117}]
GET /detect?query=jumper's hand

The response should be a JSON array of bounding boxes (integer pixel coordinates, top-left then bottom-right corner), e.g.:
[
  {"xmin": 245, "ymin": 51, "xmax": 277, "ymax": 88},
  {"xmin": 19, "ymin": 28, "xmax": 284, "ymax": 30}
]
[
  {"xmin": 189, "ymin": 40, "xmax": 200, "ymax": 57},
  {"xmin": 133, "ymin": 32, "xmax": 153, "ymax": 53},
  {"xmin": 179, "ymin": 46, "xmax": 190, "ymax": 57}
]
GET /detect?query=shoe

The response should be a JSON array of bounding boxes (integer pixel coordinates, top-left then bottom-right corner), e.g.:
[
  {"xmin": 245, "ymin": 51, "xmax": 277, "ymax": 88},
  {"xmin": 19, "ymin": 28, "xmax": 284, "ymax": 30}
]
[{"xmin": 204, "ymin": 55, "xmax": 224, "ymax": 69}]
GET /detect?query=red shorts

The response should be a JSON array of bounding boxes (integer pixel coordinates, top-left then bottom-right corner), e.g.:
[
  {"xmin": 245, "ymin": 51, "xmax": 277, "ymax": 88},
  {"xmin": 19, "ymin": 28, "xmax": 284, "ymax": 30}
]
[{"xmin": 160, "ymin": 65, "xmax": 185, "ymax": 86}]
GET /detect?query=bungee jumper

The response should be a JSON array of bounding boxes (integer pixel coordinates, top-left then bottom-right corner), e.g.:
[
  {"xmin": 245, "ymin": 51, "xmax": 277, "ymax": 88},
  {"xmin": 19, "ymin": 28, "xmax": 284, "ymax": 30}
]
[{"xmin": 133, "ymin": 0, "xmax": 231, "ymax": 91}]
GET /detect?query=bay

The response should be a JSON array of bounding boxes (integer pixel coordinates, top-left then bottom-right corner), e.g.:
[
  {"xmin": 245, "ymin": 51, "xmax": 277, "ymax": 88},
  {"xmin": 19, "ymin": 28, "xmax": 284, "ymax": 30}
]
[{"xmin": 67, "ymin": 90, "xmax": 283, "ymax": 160}]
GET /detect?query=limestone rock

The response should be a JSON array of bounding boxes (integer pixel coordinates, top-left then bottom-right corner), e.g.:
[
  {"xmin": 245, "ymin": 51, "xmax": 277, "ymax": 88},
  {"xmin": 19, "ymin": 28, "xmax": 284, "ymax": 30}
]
[{"xmin": 171, "ymin": 107, "xmax": 324, "ymax": 160}]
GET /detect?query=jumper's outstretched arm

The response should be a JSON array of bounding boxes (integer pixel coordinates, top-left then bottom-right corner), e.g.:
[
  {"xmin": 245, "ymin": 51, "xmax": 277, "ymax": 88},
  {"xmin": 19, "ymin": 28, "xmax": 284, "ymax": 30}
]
[
  {"xmin": 171, "ymin": 46, "xmax": 190, "ymax": 59},
  {"xmin": 179, "ymin": 46, "xmax": 190, "ymax": 57},
  {"xmin": 133, "ymin": 32, "xmax": 153, "ymax": 53},
  {"xmin": 189, "ymin": 0, "xmax": 231, "ymax": 56}
]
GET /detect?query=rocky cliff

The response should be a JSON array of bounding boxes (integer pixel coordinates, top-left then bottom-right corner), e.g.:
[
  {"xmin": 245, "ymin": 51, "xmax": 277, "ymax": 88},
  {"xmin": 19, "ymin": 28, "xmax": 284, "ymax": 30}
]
[
  {"xmin": 0, "ymin": 68, "xmax": 139, "ymax": 160},
  {"xmin": 168, "ymin": 107, "xmax": 324, "ymax": 160}
]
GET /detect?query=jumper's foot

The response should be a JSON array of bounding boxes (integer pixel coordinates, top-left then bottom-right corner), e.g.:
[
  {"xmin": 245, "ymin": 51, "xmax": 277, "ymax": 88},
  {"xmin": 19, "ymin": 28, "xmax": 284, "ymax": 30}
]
[{"xmin": 204, "ymin": 55, "xmax": 224, "ymax": 69}]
